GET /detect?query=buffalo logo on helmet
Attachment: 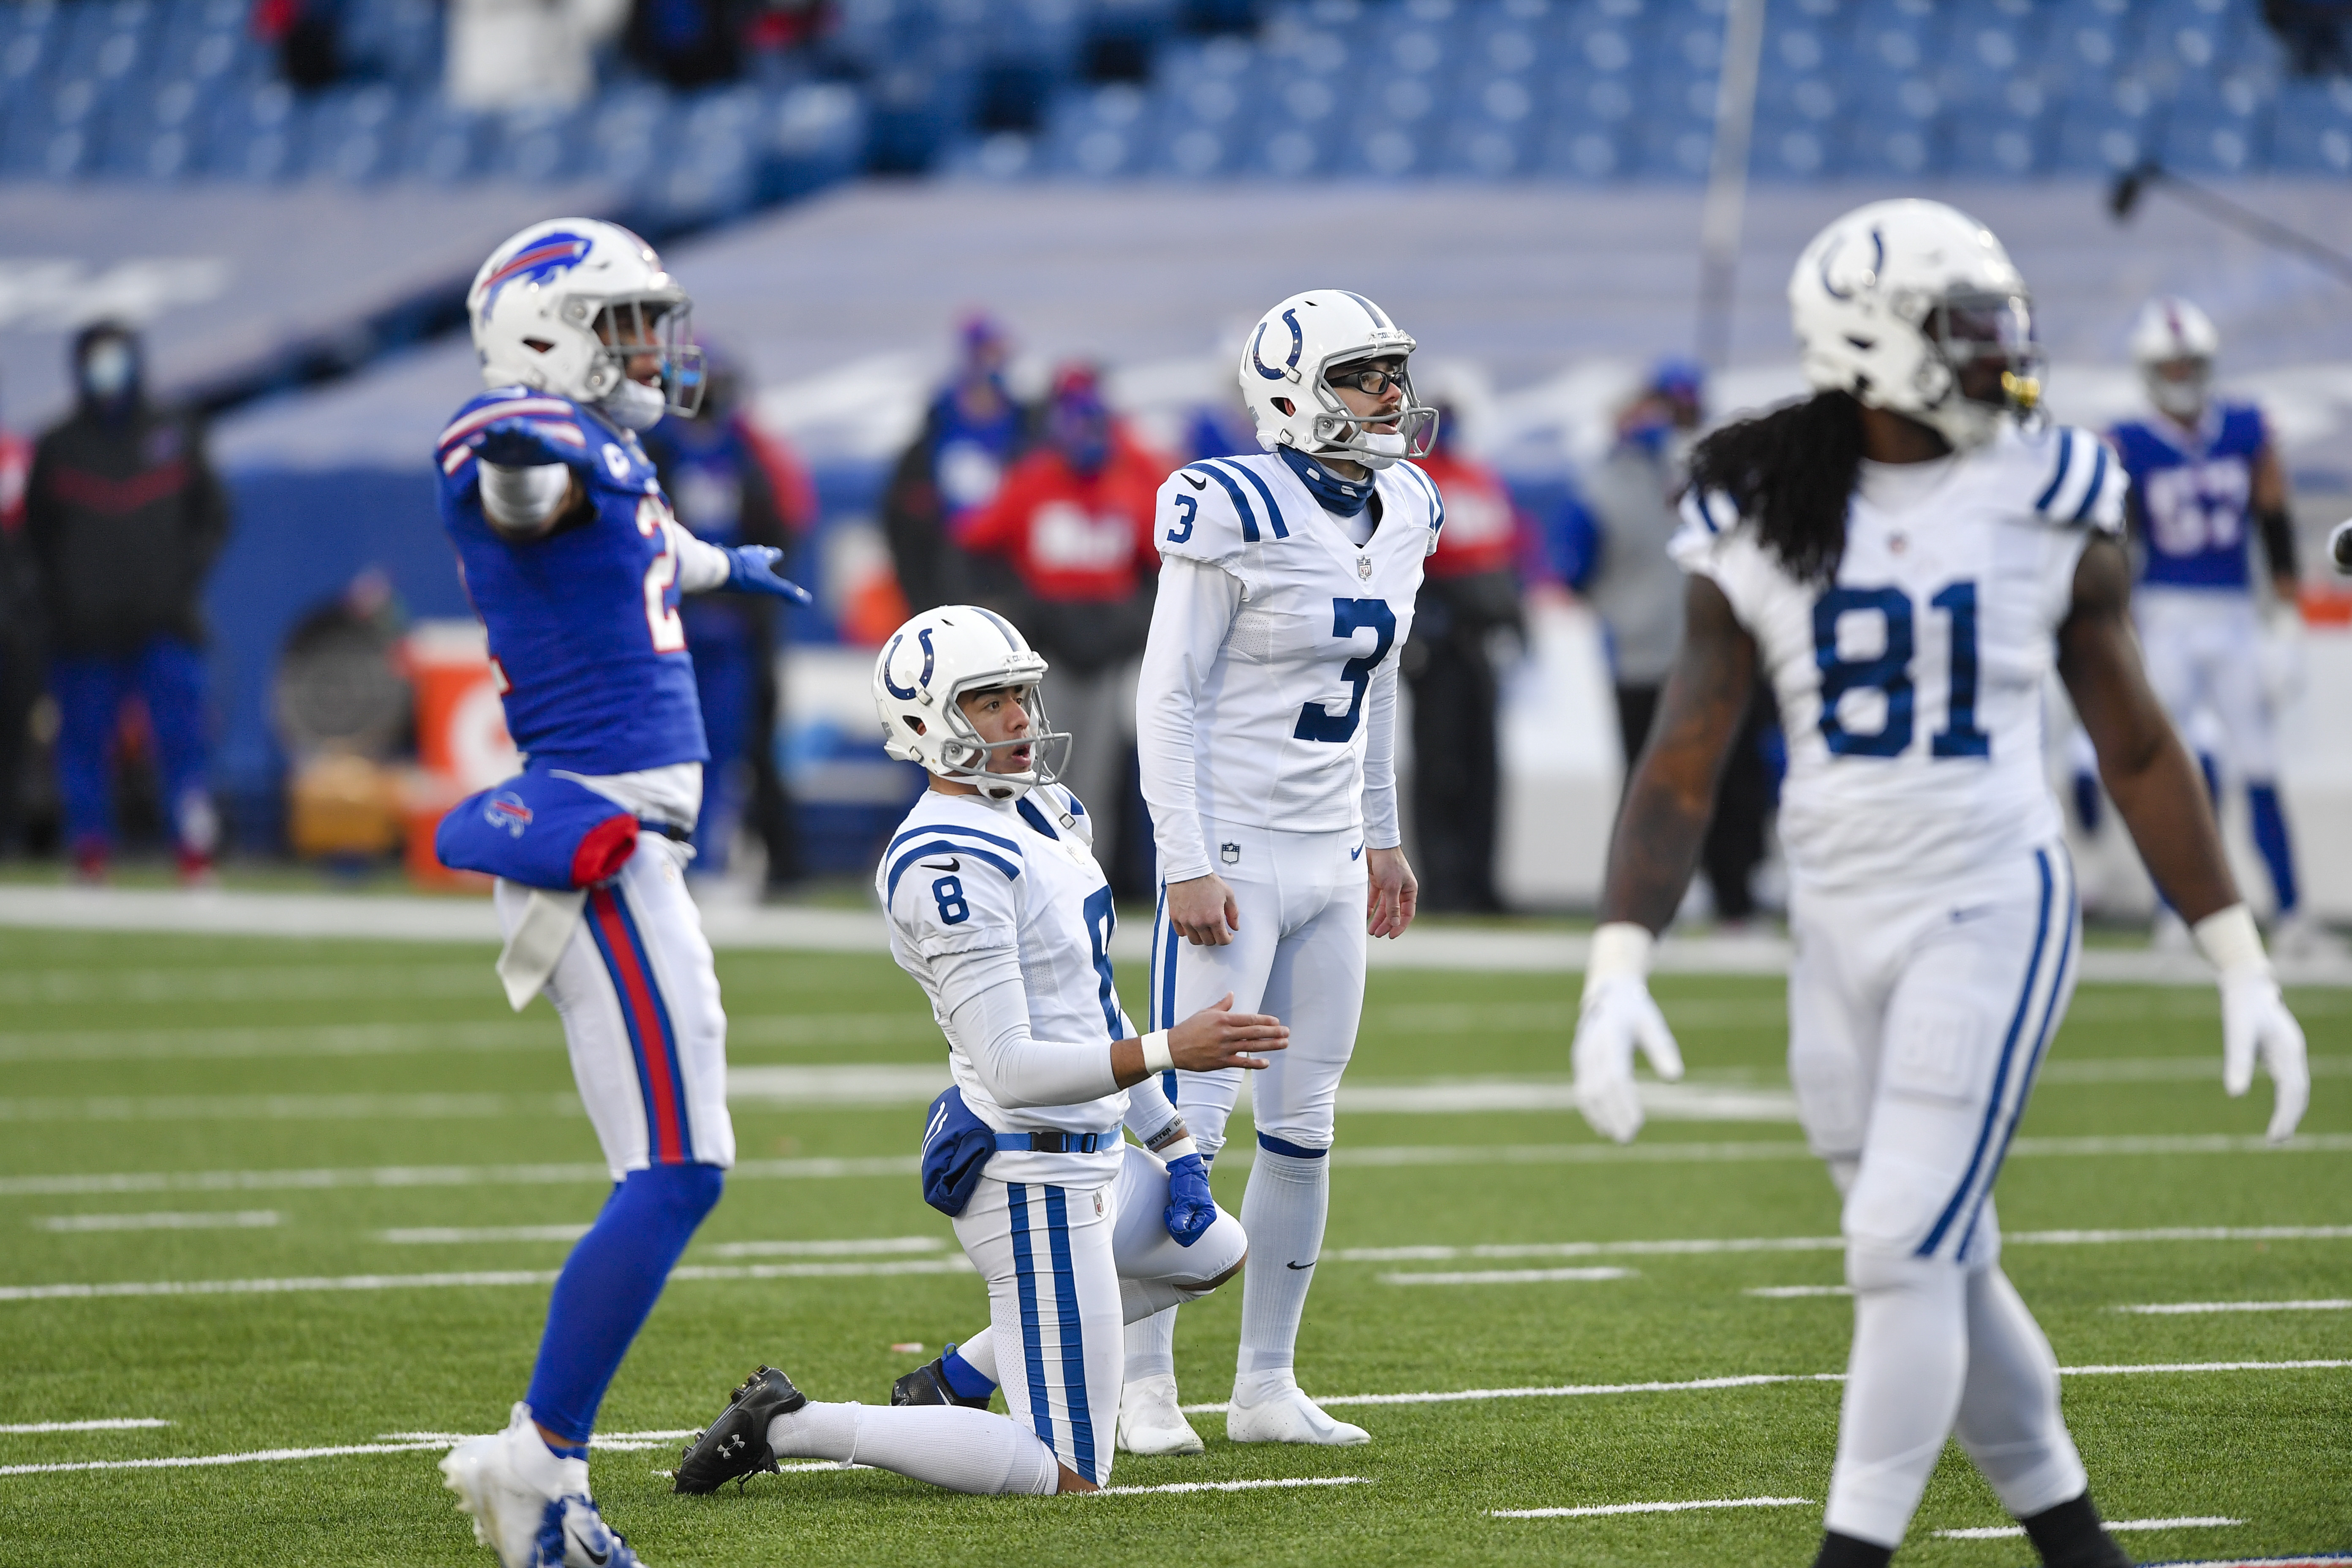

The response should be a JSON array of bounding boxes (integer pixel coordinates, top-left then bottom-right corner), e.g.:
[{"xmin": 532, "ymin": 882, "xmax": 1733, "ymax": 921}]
[{"xmin": 479, "ymin": 231, "xmax": 595, "ymax": 315}]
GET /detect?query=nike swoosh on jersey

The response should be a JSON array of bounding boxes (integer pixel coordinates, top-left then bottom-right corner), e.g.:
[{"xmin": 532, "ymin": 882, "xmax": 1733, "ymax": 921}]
[
  {"xmin": 1181, "ymin": 471, "xmax": 1207, "ymax": 490},
  {"xmin": 923, "ymin": 858, "xmax": 961, "ymax": 872}
]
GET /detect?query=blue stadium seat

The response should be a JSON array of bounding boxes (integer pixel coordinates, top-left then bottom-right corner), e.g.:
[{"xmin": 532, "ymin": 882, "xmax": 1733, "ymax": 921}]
[
  {"xmin": 2272, "ymin": 77, "xmax": 2352, "ymax": 173},
  {"xmin": 658, "ymin": 95, "xmax": 760, "ymax": 220},
  {"xmin": 2039, "ymin": 0, "xmax": 2141, "ymax": 94},
  {"xmin": 2161, "ymin": 76, "xmax": 2270, "ymax": 174},
  {"xmin": 301, "ymin": 84, "xmax": 406, "ymax": 184},
  {"xmin": 199, "ymin": 80, "xmax": 305, "ymax": 182},
  {"xmin": 758, "ymin": 81, "xmax": 869, "ymax": 199},
  {"xmin": 1754, "ymin": 123, "xmax": 1837, "ymax": 180},
  {"xmin": 94, "ymin": 74, "xmax": 206, "ymax": 180},
  {"xmin": 1533, "ymin": 115, "xmax": 1625, "ymax": 181},
  {"xmin": 0, "ymin": 79, "xmax": 106, "ymax": 180},
  {"xmin": 1437, "ymin": 70, "xmax": 1540, "ymax": 175},
  {"xmin": 393, "ymin": 98, "xmax": 489, "ymax": 184},
  {"xmin": 1843, "ymin": 115, "xmax": 1941, "ymax": 179},
  {"xmin": 1032, "ymin": 82, "xmax": 1153, "ymax": 177},
  {"xmin": 2050, "ymin": 75, "xmax": 2158, "ymax": 174},
  {"xmin": 485, "ymin": 103, "xmax": 587, "ymax": 185}
]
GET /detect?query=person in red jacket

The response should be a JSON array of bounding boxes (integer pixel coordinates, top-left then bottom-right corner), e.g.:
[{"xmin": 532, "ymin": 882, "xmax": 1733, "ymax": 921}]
[
  {"xmin": 956, "ymin": 365, "xmax": 1166, "ymax": 887},
  {"xmin": 1401, "ymin": 406, "xmax": 1527, "ymax": 912}
]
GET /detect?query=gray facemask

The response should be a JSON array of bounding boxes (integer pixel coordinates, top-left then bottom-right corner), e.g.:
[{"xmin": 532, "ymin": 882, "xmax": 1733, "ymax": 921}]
[{"xmin": 601, "ymin": 377, "xmax": 667, "ymax": 431}]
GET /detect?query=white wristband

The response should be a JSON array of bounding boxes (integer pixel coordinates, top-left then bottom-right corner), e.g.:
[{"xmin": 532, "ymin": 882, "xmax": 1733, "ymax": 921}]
[
  {"xmin": 2191, "ymin": 902, "xmax": 2271, "ymax": 980},
  {"xmin": 1141, "ymin": 1030, "xmax": 1175, "ymax": 1074},
  {"xmin": 1156, "ymin": 1134, "xmax": 1199, "ymax": 1163},
  {"xmin": 1584, "ymin": 922, "xmax": 1656, "ymax": 993}
]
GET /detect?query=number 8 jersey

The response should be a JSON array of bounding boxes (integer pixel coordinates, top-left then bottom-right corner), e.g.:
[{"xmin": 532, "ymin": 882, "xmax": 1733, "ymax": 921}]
[
  {"xmin": 1670, "ymin": 421, "xmax": 2126, "ymax": 894},
  {"xmin": 438, "ymin": 387, "xmax": 710, "ymax": 774},
  {"xmin": 1139, "ymin": 452, "xmax": 1442, "ymax": 883}
]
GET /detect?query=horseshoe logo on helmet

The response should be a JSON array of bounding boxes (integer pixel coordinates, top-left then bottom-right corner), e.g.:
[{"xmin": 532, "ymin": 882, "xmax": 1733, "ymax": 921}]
[
  {"xmin": 881, "ymin": 634, "xmax": 917, "ymax": 700},
  {"xmin": 1250, "ymin": 309, "xmax": 1304, "ymax": 381},
  {"xmin": 1820, "ymin": 227, "xmax": 1886, "ymax": 302}
]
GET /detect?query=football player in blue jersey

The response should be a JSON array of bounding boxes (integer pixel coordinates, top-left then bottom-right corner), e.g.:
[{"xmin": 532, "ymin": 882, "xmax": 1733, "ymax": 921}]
[
  {"xmin": 2107, "ymin": 297, "xmax": 2333, "ymax": 956},
  {"xmin": 429, "ymin": 219, "xmax": 808, "ymax": 1568}
]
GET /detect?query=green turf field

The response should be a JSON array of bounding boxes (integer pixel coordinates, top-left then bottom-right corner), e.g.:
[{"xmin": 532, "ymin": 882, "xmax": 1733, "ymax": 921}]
[{"xmin": 0, "ymin": 925, "xmax": 2344, "ymax": 1568}]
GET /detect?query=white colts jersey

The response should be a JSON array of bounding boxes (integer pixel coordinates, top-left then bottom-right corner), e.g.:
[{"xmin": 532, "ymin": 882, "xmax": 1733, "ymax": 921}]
[
  {"xmin": 1671, "ymin": 422, "xmax": 2127, "ymax": 893},
  {"xmin": 878, "ymin": 784, "xmax": 1134, "ymax": 1187},
  {"xmin": 1140, "ymin": 452, "xmax": 1440, "ymax": 880}
]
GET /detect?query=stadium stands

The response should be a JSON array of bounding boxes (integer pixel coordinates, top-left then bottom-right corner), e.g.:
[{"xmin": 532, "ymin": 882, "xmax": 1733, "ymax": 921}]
[{"xmin": 0, "ymin": 0, "xmax": 2337, "ymax": 211}]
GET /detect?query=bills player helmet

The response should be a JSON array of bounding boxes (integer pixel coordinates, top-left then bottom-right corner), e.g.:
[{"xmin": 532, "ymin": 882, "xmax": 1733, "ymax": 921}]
[
  {"xmin": 1789, "ymin": 199, "xmax": 2042, "ymax": 450},
  {"xmin": 873, "ymin": 606, "xmax": 1071, "ymax": 802},
  {"xmin": 1238, "ymin": 289, "xmax": 1439, "ymax": 470},
  {"xmin": 467, "ymin": 218, "xmax": 703, "ymax": 423},
  {"xmin": 2130, "ymin": 295, "xmax": 2221, "ymax": 422}
]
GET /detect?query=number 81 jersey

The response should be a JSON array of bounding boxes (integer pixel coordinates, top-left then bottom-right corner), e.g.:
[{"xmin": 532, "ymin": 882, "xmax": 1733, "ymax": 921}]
[
  {"xmin": 1669, "ymin": 422, "xmax": 2126, "ymax": 893},
  {"xmin": 438, "ymin": 387, "xmax": 710, "ymax": 775},
  {"xmin": 1152, "ymin": 452, "xmax": 1442, "ymax": 833}
]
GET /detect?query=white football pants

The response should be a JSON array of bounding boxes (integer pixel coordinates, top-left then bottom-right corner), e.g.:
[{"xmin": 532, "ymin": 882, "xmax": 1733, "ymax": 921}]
[
  {"xmin": 1789, "ymin": 842, "xmax": 2088, "ymax": 1547},
  {"xmin": 952, "ymin": 1143, "xmax": 1245, "ymax": 1485},
  {"xmin": 1144, "ymin": 820, "xmax": 1369, "ymax": 1156},
  {"xmin": 494, "ymin": 835, "xmax": 735, "ymax": 1178},
  {"xmin": 2134, "ymin": 585, "xmax": 2278, "ymax": 779}
]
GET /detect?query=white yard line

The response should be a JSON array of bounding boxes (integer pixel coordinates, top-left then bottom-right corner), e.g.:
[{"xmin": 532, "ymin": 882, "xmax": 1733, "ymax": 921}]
[
  {"xmin": 1936, "ymin": 1516, "xmax": 2243, "ymax": 1540},
  {"xmin": 702, "ymin": 1236, "xmax": 945, "ymax": 1258},
  {"xmin": 0, "ymin": 1440, "xmax": 449, "ymax": 1475},
  {"xmin": 1088, "ymin": 1476, "xmax": 1369, "ymax": 1497},
  {"xmin": 0, "ymin": 1418, "xmax": 169, "ymax": 1434},
  {"xmin": 1172, "ymin": 1360, "xmax": 2350, "ymax": 1416},
  {"xmin": 1379, "ymin": 1267, "xmax": 1636, "ymax": 1285},
  {"xmin": 380, "ymin": 1225, "xmax": 592, "ymax": 1245},
  {"xmin": 0, "ymin": 1256, "xmax": 975, "ymax": 1303},
  {"xmin": 2114, "ymin": 1299, "xmax": 2352, "ymax": 1315},
  {"xmin": 35, "ymin": 1211, "xmax": 279, "ymax": 1233},
  {"xmin": 381, "ymin": 1429, "xmax": 696, "ymax": 1451},
  {"xmin": 1338, "ymin": 1224, "xmax": 2352, "ymax": 1265},
  {"xmin": 1747, "ymin": 1285, "xmax": 1853, "ymax": 1298},
  {"xmin": 0, "ymin": 1093, "xmax": 583, "ymax": 1122},
  {"xmin": 1493, "ymin": 1495, "xmax": 1813, "ymax": 1519}
]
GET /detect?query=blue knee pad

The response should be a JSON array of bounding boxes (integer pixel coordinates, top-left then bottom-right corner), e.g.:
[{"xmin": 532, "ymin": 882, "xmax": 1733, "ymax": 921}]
[{"xmin": 525, "ymin": 1163, "xmax": 724, "ymax": 1446}]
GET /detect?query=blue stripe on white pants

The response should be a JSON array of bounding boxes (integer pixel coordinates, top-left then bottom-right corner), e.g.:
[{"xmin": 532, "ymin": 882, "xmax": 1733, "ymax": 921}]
[
  {"xmin": 1006, "ymin": 1184, "xmax": 1054, "ymax": 1453},
  {"xmin": 1957, "ymin": 854, "xmax": 2080, "ymax": 1262},
  {"xmin": 1044, "ymin": 1188, "xmax": 1093, "ymax": 1479}
]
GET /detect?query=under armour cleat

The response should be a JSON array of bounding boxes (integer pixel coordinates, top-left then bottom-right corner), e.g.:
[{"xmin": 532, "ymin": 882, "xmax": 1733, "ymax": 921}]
[
  {"xmin": 442, "ymin": 1404, "xmax": 631, "ymax": 1568},
  {"xmin": 1115, "ymin": 1372, "xmax": 1205, "ymax": 1456},
  {"xmin": 673, "ymin": 1365, "xmax": 807, "ymax": 1494},
  {"xmin": 891, "ymin": 1354, "xmax": 991, "ymax": 1411},
  {"xmin": 1225, "ymin": 1379, "xmax": 1369, "ymax": 1447}
]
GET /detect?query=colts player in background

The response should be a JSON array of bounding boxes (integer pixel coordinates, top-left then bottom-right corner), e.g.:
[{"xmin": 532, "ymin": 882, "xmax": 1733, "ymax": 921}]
[
  {"xmin": 1571, "ymin": 201, "xmax": 2308, "ymax": 1568},
  {"xmin": 429, "ymin": 219, "xmax": 808, "ymax": 1568}
]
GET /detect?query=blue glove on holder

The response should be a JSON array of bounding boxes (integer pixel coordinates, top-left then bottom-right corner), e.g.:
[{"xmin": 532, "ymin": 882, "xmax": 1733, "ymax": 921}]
[
  {"xmin": 724, "ymin": 545, "xmax": 813, "ymax": 604},
  {"xmin": 1162, "ymin": 1152, "xmax": 1216, "ymax": 1248}
]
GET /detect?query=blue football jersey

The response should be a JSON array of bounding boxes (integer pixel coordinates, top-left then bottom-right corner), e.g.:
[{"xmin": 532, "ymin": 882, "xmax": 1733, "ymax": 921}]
[
  {"xmin": 2107, "ymin": 401, "xmax": 2268, "ymax": 591},
  {"xmin": 437, "ymin": 388, "xmax": 709, "ymax": 774}
]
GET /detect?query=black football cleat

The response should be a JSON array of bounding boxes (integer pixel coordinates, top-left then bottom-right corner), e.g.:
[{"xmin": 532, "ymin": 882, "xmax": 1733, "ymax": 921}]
[
  {"xmin": 673, "ymin": 1365, "xmax": 807, "ymax": 1495},
  {"xmin": 891, "ymin": 1354, "xmax": 990, "ymax": 1411}
]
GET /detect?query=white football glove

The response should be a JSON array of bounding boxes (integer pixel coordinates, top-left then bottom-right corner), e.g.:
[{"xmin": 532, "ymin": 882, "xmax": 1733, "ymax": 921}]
[
  {"xmin": 2197, "ymin": 904, "xmax": 2311, "ymax": 1143},
  {"xmin": 1571, "ymin": 923, "xmax": 1685, "ymax": 1144}
]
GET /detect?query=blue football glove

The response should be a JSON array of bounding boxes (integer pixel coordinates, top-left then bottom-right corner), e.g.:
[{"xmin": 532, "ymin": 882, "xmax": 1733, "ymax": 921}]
[
  {"xmin": 1162, "ymin": 1152, "xmax": 1216, "ymax": 1248},
  {"xmin": 472, "ymin": 414, "xmax": 594, "ymax": 471},
  {"xmin": 724, "ymin": 545, "xmax": 814, "ymax": 604}
]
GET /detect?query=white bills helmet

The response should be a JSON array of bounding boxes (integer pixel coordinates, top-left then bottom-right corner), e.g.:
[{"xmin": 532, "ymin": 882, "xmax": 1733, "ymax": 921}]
[
  {"xmin": 468, "ymin": 218, "xmax": 703, "ymax": 419},
  {"xmin": 873, "ymin": 606, "xmax": 1070, "ymax": 802},
  {"xmin": 2130, "ymin": 296, "xmax": 2220, "ymax": 422},
  {"xmin": 1789, "ymin": 199, "xmax": 2042, "ymax": 450},
  {"xmin": 1239, "ymin": 289, "xmax": 1438, "ymax": 469}
]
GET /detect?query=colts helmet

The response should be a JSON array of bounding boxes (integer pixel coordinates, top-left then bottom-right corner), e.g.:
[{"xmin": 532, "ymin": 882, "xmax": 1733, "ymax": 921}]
[
  {"xmin": 468, "ymin": 218, "xmax": 703, "ymax": 416},
  {"xmin": 872, "ymin": 607, "xmax": 1071, "ymax": 802},
  {"xmin": 2130, "ymin": 296, "xmax": 2221, "ymax": 422},
  {"xmin": 1238, "ymin": 289, "xmax": 1439, "ymax": 470},
  {"xmin": 1789, "ymin": 199, "xmax": 2042, "ymax": 450}
]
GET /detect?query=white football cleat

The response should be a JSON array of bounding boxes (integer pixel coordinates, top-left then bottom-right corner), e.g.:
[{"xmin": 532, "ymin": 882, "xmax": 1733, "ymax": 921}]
[
  {"xmin": 441, "ymin": 1404, "xmax": 641, "ymax": 1568},
  {"xmin": 1116, "ymin": 1373, "xmax": 1205, "ymax": 1456},
  {"xmin": 2271, "ymin": 913, "xmax": 2349, "ymax": 962},
  {"xmin": 1225, "ymin": 1377, "xmax": 1369, "ymax": 1447}
]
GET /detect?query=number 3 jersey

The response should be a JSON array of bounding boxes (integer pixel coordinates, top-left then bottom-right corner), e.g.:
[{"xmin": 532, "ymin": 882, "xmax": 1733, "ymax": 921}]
[
  {"xmin": 1137, "ymin": 452, "xmax": 1442, "ymax": 884},
  {"xmin": 437, "ymin": 387, "xmax": 710, "ymax": 775},
  {"xmin": 1670, "ymin": 421, "xmax": 2127, "ymax": 894},
  {"xmin": 879, "ymin": 784, "xmax": 1139, "ymax": 1188}
]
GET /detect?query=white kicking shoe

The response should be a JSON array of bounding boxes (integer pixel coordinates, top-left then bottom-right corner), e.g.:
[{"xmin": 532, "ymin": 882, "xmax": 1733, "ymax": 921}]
[
  {"xmin": 1116, "ymin": 1373, "xmax": 1205, "ymax": 1456},
  {"xmin": 441, "ymin": 1404, "xmax": 644, "ymax": 1568},
  {"xmin": 1225, "ymin": 1376, "xmax": 1369, "ymax": 1447},
  {"xmin": 2272, "ymin": 913, "xmax": 2349, "ymax": 962}
]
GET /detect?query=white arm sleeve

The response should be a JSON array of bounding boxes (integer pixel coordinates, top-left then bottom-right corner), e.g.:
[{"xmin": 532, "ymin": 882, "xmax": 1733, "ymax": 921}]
[
  {"xmin": 1138, "ymin": 556, "xmax": 1244, "ymax": 885},
  {"xmin": 944, "ymin": 969, "xmax": 1124, "ymax": 1110},
  {"xmin": 1122, "ymin": 1070, "xmax": 1182, "ymax": 1146},
  {"xmin": 1361, "ymin": 656, "xmax": 1402, "ymax": 849},
  {"xmin": 666, "ymin": 519, "xmax": 733, "ymax": 593},
  {"xmin": 479, "ymin": 461, "xmax": 572, "ymax": 536}
]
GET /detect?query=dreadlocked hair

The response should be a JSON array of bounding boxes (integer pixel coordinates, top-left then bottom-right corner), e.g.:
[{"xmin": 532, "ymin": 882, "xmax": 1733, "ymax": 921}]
[{"xmin": 1685, "ymin": 389, "xmax": 1864, "ymax": 584}]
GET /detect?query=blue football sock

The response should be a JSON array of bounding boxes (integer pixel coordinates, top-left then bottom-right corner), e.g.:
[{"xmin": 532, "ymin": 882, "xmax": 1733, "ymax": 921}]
[
  {"xmin": 2198, "ymin": 752, "xmax": 2222, "ymax": 809},
  {"xmin": 525, "ymin": 1162, "xmax": 723, "ymax": 1445},
  {"xmin": 2248, "ymin": 782, "xmax": 2300, "ymax": 915},
  {"xmin": 940, "ymin": 1345, "xmax": 996, "ymax": 1399},
  {"xmin": 2070, "ymin": 770, "xmax": 2102, "ymax": 838}
]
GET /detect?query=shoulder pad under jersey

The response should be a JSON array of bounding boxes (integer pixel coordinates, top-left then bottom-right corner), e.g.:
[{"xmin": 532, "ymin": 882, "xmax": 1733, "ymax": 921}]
[
  {"xmin": 1388, "ymin": 460, "xmax": 1446, "ymax": 554},
  {"xmin": 1156, "ymin": 456, "xmax": 1294, "ymax": 563},
  {"xmin": 2028, "ymin": 425, "xmax": 2126, "ymax": 535}
]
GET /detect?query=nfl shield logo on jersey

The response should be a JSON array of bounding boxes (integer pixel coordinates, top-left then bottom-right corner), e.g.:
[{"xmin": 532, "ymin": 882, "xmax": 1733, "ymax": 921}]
[
  {"xmin": 1356, "ymin": 554, "xmax": 1372, "ymax": 580},
  {"xmin": 1221, "ymin": 842, "xmax": 1241, "ymax": 865}
]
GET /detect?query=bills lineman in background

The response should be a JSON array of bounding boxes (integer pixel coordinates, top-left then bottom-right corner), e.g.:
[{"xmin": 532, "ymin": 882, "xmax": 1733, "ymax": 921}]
[
  {"xmin": 1122, "ymin": 289, "xmax": 1438, "ymax": 1453},
  {"xmin": 2107, "ymin": 297, "xmax": 2332, "ymax": 956},
  {"xmin": 431, "ymin": 219, "xmax": 810, "ymax": 1568},
  {"xmin": 1571, "ymin": 201, "xmax": 2308, "ymax": 1568},
  {"xmin": 672, "ymin": 607, "xmax": 1285, "ymax": 1496}
]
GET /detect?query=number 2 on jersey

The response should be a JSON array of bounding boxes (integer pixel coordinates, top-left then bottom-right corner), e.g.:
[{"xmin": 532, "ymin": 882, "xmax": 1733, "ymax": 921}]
[
  {"xmin": 1294, "ymin": 598, "xmax": 1396, "ymax": 743},
  {"xmin": 1813, "ymin": 579, "xmax": 1989, "ymax": 760},
  {"xmin": 637, "ymin": 495, "xmax": 687, "ymax": 653}
]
